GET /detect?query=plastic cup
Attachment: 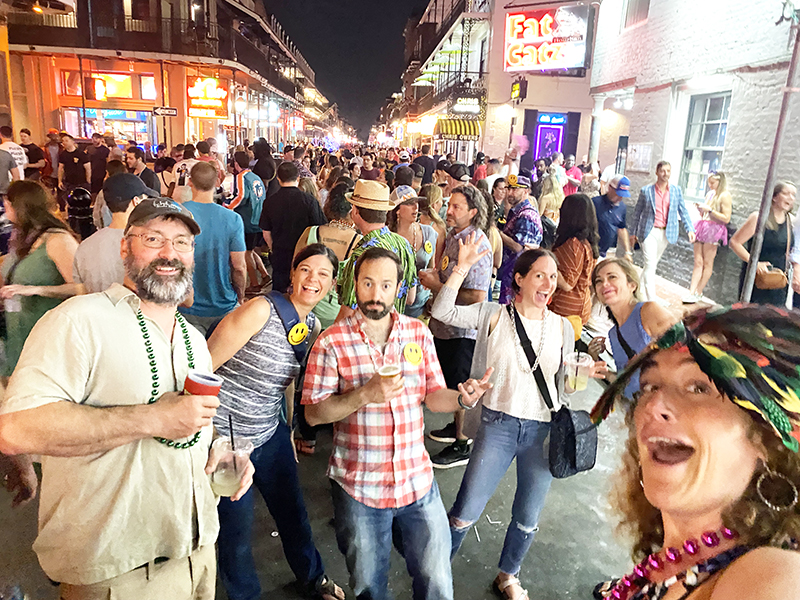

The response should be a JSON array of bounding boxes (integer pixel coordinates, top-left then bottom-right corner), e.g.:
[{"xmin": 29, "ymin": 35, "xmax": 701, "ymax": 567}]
[
  {"xmin": 378, "ymin": 364, "xmax": 401, "ymax": 378},
  {"xmin": 209, "ymin": 437, "xmax": 254, "ymax": 497},
  {"xmin": 564, "ymin": 352, "xmax": 593, "ymax": 391},
  {"xmin": 184, "ymin": 370, "xmax": 223, "ymax": 396},
  {"xmin": 4, "ymin": 296, "xmax": 21, "ymax": 313}
]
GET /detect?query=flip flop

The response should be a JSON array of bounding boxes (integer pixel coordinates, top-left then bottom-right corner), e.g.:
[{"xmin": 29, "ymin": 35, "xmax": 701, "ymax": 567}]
[
  {"xmin": 493, "ymin": 576, "xmax": 529, "ymax": 600},
  {"xmin": 315, "ymin": 575, "xmax": 345, "ymax": 600},
  {"xmin": 295, "ymin": 438, "xmax": 316, "ymax": 455}
]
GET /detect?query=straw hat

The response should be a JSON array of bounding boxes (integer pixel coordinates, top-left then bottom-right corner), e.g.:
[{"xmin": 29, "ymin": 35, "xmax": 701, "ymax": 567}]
[{"xmin": 347, "ymin": 180, "xmax": 392, "ymax": 211}]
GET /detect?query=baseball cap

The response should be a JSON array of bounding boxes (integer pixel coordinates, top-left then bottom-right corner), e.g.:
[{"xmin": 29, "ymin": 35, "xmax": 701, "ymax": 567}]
[
  {"xmin": 104, "ymin": 173, "xmax": 159, "ymax": 211},
  {"xmin": 47, "ymin": 128, "xmax": 59, "ymax": 135},
  {"xmin": 399, "ymin": 150, "xmax": 410, "ymax": 161},
  {"xmin": 284, "ymin": 145, "xmax": 294, "ymax": 154},
  {"xmin": 609, "ymin": 175, "xmax": 631, "ymax": 198},
  {"xmin": 506, "ymin": 173, "xmax": 531, "ymax": 189},
  {"xmin": 126, "ymin": 197, "xmax": 201, "ymax": 235},
  {"xmin": 448, "ymin": 163, "xmax": 470, "ymax": 183},
  {"xmin": 390, "ymin": 185, "xmax": 419, "ymax": 208}
]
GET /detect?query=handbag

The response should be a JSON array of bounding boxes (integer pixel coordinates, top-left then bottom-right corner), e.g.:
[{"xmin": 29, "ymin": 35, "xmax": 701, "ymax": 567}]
[
  {"xmin": 506, "ymin": 305, "xmax": 598, "ymax": 478},
  {"xmin": 755, "ymin": 216, "xmax": 792, "ymax": 290}
]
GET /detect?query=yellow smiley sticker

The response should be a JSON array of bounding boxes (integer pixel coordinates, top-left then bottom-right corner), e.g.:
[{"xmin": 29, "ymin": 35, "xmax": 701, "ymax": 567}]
[
  {"xmin": 424, "ymin": 240, "xmax": 433, "ymax": 254},
  {"xmin": 441, "ymin": 255, "xmax": 450, "ymax": 271},
  {"xmin": 403, "ymin": 343, "xmax": 423, "ymax": 366},
  {"xmin": 507, "ymin": 173, "xmax": 518, "ymax": 186},
  {"xmin": 287, "ymin": 323, "xmax": 309, "ymax": 345}
]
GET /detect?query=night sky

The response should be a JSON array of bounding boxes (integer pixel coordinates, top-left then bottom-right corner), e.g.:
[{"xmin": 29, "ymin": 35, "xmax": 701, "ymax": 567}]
[{"xmin": 269, "ymin": 0, "xmax": 430, "ymax": 138}]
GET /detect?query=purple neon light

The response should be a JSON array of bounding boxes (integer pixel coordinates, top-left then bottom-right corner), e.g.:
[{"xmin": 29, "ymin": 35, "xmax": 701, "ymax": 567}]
[{"xmin": 535, "ymin": 124, "xmax": 564, "ymax": 158}]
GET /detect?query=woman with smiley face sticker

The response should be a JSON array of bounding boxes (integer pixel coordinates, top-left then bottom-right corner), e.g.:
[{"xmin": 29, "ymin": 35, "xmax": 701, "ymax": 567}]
[
  {"xmin": 431, "ymin": 232, "xmax": 606, "ymax": 599},
  {"xmin": 206, "ymin": 243, "xmax": 346, "ymax": 600}
]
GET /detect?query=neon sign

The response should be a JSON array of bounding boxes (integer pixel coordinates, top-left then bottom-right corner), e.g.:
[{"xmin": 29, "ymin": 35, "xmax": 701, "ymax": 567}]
[
  {"xmin": 504, "ymin": 5, "xmax": 591, "ymax": 73},
  {"xmin": 187, "ymin": 77, "xmax": 229, "ymax": 119}
]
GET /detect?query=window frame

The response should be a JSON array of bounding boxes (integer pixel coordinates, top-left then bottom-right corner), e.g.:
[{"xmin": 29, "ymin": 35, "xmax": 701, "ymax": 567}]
[{"xmin": 622, "ymin": 0, "xmax": 650, "ymax": 30}]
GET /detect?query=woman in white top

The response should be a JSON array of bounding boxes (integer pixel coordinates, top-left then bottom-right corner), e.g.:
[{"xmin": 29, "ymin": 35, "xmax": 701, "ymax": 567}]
[{"xmin": 430, "ymin": 234, "xmax": 605, "ymax": 600}]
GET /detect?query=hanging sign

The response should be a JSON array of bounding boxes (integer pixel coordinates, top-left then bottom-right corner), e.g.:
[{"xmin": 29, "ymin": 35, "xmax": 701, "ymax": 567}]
[
  {"xmin": 504, "ymin": 5, "xmax": 591, "ymax": 72},
  {"xmin": 187, "ymin": 77, "xmax": 229, "ymax": 119}
]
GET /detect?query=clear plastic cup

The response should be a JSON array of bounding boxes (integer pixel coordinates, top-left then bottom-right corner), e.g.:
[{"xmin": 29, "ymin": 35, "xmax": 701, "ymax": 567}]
[
  {"xmin": 209, "ymin": 437, "xmax": 254, "ymax": 497},
  {"xmin": 564, "ymin": 352, "xmax": 593, "ymax": 392}
]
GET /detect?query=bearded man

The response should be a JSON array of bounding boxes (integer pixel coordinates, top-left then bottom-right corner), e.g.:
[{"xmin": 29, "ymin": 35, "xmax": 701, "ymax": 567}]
[{"xmin": 0, "ymin": 198, "xmax": 253, "ymax": 600}]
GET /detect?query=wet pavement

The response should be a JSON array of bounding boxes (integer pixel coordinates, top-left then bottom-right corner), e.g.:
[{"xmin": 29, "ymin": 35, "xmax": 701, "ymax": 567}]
[{"xmin": 0, "ymin": 378, "xmax": 633, "ymax": 599}]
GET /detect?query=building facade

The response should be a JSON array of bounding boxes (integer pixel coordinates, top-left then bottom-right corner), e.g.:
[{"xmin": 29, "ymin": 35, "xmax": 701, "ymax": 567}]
[
  {"xmin": 7, "ymin": 0, "xmax": 332, "ymax": 151},
  {"xmin": 591, "ymin": 0, "xmax": 800, "ymax": 302}
]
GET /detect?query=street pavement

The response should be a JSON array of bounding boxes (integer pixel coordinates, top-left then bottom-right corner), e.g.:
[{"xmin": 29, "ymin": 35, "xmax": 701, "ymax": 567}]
[{"xmin": 0, "ymin": 378, "xmax": 633, "ymax": 600}]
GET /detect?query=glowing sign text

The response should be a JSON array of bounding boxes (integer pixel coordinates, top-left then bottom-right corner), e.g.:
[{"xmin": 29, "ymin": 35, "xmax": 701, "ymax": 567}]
[
  {"xmin": 504, "ymin": 6, "xmax": 591, "ymax": 73},
  {"xmin": 187, "ymin": 77, "xmax": 229, "ymax": 119}
]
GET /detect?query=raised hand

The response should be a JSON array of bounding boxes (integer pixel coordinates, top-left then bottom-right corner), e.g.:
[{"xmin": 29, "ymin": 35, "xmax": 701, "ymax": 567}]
[
  {"xmin": 457, "ymin": 367, "xmax": 495, "ymax": 408},
  {"xmin": 457, "ymin": 231, "xmax": 491, "ymax": 270}
]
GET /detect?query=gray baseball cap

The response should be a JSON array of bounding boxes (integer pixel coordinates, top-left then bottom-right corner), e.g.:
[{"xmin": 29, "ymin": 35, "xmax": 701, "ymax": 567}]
[{"xmin": 125, "ymin": 198, "xmax": 201, "ymax": 235}]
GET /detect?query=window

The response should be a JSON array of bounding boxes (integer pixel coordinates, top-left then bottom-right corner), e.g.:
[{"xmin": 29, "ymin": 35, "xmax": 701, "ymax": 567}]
[
  {"xmin": 62, "ymin": 72, "xmax": 134, "ymax": 98},
  {"xmin": 478, "ymin": 37, "xmax": 487, "ymax": 76},
  {"xmin": 679, "ymin": 92, "xmax": 732, "ymax": 202},
  {"xmin": 140, "ymin": 75, "xmax": 157, "ymax": 100},
  {"xmin": 623, "ymin": 0, "xmax": 650, "ymax": 28}
]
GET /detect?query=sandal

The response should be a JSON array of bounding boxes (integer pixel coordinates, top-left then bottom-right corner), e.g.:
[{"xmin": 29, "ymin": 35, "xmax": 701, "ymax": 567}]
[
  {"xmin": 315, "ymin": 575, "xmax": 345, "ymax": 600},
  {"xmin": 295, "ymin": 438, "xmax": 316, "ymax": 455},
  {"xmin": 493, "ymin": 575, "xmax": 529, "ymax": 600}
]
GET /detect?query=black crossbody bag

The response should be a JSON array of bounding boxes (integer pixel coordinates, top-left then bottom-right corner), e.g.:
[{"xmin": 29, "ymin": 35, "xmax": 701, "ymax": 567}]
[{"xmin": 507, "ymin": 305, "xmax": 598, "ymax": 478}]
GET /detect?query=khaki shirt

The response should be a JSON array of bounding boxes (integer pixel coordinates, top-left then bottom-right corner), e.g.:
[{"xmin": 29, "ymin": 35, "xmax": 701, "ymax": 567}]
[{"xmin": 1, "ymin": 283, "xmax": 219, "ymax": 585}]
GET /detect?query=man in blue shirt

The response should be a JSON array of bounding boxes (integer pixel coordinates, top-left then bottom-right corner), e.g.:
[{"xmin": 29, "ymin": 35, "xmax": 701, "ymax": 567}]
[
  {"xmin": 593, "ymin": 175, "xmax": 632, "ymax": 259},
  {"xmin": 180, "ymin": 161, "xmax": 247, "ymax": 336}
]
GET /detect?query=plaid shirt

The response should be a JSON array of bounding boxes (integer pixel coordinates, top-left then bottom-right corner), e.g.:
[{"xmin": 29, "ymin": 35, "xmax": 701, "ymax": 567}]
[
  {"xmin": 302, "ymin": 309, "xmax": 446, "ymax": 509},
  {"xmin": 499, "ymin": 199, "xmax": 543, "ymax": 304}
]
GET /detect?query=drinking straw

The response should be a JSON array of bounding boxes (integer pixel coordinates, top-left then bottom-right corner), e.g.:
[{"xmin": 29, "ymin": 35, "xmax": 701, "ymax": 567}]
[
  {"xmin": 228, "ymin": 414, "xmax": 238, "ymax": 472},
  {"xmin": 575, "ymin": 350, "xmax": 580, "ymax": 382}
]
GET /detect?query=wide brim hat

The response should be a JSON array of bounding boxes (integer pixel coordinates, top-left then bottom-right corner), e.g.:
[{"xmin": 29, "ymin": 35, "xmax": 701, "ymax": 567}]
[{"xmin": 346, "ymin": 179, "xmax": 392, "ymax": 211}]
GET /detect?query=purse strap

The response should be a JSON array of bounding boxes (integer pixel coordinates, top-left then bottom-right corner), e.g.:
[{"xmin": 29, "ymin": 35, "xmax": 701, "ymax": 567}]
[
  {"xmin": 506, "ymin": 304, "xmax": 555, "ymax": 413},
  {"xmin": 785, "ymin": 213, "xmax": 792, "ymax": 265}
]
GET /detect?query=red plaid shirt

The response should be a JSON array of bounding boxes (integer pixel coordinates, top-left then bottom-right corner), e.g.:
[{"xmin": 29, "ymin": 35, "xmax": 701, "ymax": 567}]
[{"xmin": 302, "ymin": 309, "xmax": 446, "ymax": 509}]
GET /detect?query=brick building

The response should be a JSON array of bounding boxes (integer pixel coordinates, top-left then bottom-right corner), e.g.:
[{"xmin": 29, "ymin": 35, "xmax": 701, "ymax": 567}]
[{"xmin": 591, "ymin": 0, "xmax": 800, "ymax": 302}]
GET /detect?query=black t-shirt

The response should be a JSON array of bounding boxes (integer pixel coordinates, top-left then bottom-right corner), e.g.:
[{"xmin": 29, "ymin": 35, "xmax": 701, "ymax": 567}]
[
  {"xmin": 21, "ymin": 143, "xmax": 44, "ymax": 179},
  {"xmin": 138, "ymin": 167, "xmax": 160, "ymax": 193},
  {"xmin": 413, "ymin": 155, "xmax": 436, "ymax": 185},
  {"xmin": 86, "ymin": 145, "xmax": 110, "ymax": 190},
  {"xmin": 59, "ymin": 148, "xmax": 89, "ymax": 185},
  {"xmin": 258, "ymin": 186, "xmax": 327, "ymax": 292}
]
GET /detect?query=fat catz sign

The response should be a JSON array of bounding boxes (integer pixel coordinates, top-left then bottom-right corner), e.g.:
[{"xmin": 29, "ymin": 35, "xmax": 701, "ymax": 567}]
[{"xmin": 504, "ymin": 5, "xmax": 591, "ymax": 73}]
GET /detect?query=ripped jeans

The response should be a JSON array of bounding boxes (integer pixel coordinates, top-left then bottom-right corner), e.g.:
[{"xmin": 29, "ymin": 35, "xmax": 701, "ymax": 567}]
[{"xmin": 449, "ymin": 407, "xmax": 553, "ymax": 576}]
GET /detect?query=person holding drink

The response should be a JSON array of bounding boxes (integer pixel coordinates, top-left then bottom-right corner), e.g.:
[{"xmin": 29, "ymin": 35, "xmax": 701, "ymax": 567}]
[
  {"xmin": 430, "ymin": 234, "xmax": 606, "ymax": 600},
  {"xmin": 207, "ymin": 243, "xmax": 346, "ymax": 600},
  {"xmin": 0, "ymin": 198, "xmax": 253, "ymax": 600}
]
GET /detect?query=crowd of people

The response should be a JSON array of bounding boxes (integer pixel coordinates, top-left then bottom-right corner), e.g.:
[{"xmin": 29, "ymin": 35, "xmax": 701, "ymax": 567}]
[{"xmin": 0, "ymin": 130, "xmax": 799, "ymax": 600}]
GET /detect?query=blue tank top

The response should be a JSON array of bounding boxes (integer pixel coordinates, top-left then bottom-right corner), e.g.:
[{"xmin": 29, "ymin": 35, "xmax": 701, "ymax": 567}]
[{"xmin": 608, "ymin": 303, "xmax": 651, "ymax": 399}]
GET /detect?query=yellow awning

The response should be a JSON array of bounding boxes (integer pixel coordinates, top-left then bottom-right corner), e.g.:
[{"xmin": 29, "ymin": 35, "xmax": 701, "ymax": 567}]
[{"xmin": 434, "ymin": 119, "xmax": 482, "ymax": 141}]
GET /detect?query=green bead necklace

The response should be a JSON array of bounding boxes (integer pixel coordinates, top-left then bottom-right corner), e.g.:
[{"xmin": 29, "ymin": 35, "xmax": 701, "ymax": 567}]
[{"xmin": 136, "ymin": 309, "xmax": 200, "ymax": 449}]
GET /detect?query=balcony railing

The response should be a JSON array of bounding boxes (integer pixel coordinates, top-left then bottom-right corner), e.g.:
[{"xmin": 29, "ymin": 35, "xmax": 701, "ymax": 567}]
[{"xmin": 7, "ymin": 10, "xmax": 77, "ymax": 28}]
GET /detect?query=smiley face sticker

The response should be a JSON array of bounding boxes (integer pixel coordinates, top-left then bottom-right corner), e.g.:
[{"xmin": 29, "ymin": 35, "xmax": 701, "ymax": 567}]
[
  {"xmin": 287, "ymin": 323, "xmax": 309, "ymax": 345},
  {"xmin": 403, "ymin": 342, "xmax": 423, "ymax": 366},
  {"xmin": 441, "ymin": 255, "xmax": 450, "ymax": 271},
  {"xmin": 424, "ymin": 240, "xmax": 433, "ymax": 254}
]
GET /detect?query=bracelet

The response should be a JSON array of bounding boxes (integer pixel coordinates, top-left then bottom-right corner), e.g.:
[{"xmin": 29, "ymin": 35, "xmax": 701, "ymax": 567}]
[
  {"xmin": 457, "ymin": 393, "xmax": 474, "ymax": 410},
  {"xmin": 452, "ymin": 266, "xmax": 469, "ymax": 278}
]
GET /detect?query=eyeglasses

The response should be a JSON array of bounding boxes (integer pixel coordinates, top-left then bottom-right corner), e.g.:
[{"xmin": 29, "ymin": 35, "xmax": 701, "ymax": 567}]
[{"xmin": 127, "ymin": 232, "xmax": 195, "ymax": 253}]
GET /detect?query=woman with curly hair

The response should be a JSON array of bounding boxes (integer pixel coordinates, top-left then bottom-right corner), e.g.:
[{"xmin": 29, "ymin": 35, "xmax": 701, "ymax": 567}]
[{"xmin": 591, "ymin": 305, "xmax": 800, "ymax": 600}]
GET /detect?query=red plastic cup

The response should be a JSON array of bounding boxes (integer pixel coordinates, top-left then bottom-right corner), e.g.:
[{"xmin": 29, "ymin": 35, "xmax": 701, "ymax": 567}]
[{"xmin": 183, "ymin": 370, "xmax": 224, "ymax": 396}]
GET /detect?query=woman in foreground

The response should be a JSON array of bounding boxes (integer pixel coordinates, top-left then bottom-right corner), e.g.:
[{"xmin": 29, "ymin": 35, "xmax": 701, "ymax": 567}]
[{"xmin": 591, "ymin": 304, "xmax": 800, "ymax": 600}]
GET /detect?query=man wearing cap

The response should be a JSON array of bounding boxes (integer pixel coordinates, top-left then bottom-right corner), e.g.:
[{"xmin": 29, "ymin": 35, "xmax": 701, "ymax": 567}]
[
  {"xmin": 419, "ymin": 185, "xmax": 493, "ymax": 468},
  {"xmin": 498, "ymin": 174, "xmax": 543, "ymax": 304},
  {"xmin": 0, "ymin": 197, "xmax": 254, "ymax": 600},
  {"xmin": 389, "ymin": 166, "xmax": 414, "ymax": 204},
  {"xmin": 393, "ymin": 150, "xmax": 411, "ymax": 172},
  {"xmin": 336, "ymin": 180, "xmax": 417, "ymax": 321},
  {"xmin": 593, "ymin": 175, "xmax": 632, "ymax": 259},
  {"xmin": 259, "ymin": 161, "xmax": 326, "ymax": 293},
  {"xmin": 73, "ymin": 173, "xmax": 158, "ymax": 293},
  {"xmin": 469, "ymin": 152, "xmax": 486, "ymax": 183},
  {"xmin": 631, "ymin": 160, "xmax": 695, "ymax": 301}
]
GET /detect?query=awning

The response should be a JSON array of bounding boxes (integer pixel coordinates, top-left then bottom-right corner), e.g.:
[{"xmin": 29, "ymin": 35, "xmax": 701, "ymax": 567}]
[{"xmin": 434, "ymin": 119, "xmax": 482, "ymax": 141}]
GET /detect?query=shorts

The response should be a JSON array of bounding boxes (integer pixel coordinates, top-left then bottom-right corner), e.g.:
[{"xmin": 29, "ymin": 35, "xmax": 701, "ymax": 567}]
[
  {"xmin": 433, "ymin": 337, "xmax": 476, "ymax": 390},
  {"xmin": 694, "ymin": 219, "xmax": 728, "ymax": 245},
  {"xmin": 245, "ymin": 232, "xmax": 263, "ymax": 250}
]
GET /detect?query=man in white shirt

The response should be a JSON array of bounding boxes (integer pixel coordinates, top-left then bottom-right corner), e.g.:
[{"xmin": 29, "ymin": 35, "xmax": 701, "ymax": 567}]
[
  {"xmin": 0, "ymin": 125, "xmax": 27, "ymax": 173},
  {"xmin": 172, "ymin": 144, "xmax": 199, "ymax": 202}
]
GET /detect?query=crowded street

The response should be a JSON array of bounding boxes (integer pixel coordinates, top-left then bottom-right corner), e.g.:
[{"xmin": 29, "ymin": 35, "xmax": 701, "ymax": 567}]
[{"xmin": 1, "ymin": 1, "xmax": 800, "ymax": 600}]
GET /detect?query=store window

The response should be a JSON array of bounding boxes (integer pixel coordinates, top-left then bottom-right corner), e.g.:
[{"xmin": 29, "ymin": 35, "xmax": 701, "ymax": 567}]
[
  {"xmin": 679, "ymin": 92, "xmax": 732, "ymax": 202},
  {"xmin": 622, "ymin": 0, "xmax": 649, "ymax": 28},
  {"xmin": 62, "ymin": 72, "xmax": 134, "ymax": 99},
  {"xmin": 478, "ymin": 37, "xmax": 487, "ymax": 76},
  {"xmin": 141, "ymin": 75, "xmax": 157, "ymax": 100}
]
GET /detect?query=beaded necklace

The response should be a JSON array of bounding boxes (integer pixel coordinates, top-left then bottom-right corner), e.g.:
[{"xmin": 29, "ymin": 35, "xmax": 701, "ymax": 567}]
[{"xmin": 136, "ymin": 309, "xmax": 200, "ymax": 449}]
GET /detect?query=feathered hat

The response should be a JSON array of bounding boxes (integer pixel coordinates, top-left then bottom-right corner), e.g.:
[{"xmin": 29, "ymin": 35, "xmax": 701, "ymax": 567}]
[{"xmin": 590, "ymin": 304, "xmax": 800, "ymax": 452}]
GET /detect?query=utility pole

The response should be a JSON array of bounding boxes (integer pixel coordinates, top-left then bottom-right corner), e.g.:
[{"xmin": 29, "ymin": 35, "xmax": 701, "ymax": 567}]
[{"xmin": 740, "ymin": 8, "xmax": 800, "ymax": 302}]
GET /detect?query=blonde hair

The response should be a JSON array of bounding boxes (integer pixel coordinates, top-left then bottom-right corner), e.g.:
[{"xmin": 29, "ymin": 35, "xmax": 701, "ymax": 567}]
[
  {"xmin": 299, "ymin": 177, "xmax": 319, "ymax": 200},
  {"xmin": 591, "ymin": 258, "xmax": 643, "ymax": 302}
]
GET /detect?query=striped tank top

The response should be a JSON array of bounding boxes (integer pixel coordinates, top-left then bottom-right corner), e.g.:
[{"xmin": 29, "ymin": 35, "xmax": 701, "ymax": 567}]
[{"xmin": 214, "ymin": 296, "xmax": 316, "ymax": 448}]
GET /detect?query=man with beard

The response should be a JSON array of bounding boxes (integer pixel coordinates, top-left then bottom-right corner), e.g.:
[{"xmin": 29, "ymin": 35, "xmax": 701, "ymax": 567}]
[
  {"xmin": 498, "ymin": 175, "xmax": 543, "ymax": 304},
  {"xmin": 0, "ymin": 198, "xmax": 253, "ymax": 600},
  {"xmin": 303, "ymin": 247, "xmax": 493, "ymax": 600}
]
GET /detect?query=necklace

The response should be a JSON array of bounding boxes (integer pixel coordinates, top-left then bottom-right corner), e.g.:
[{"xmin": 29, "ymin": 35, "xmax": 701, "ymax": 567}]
[
  {"xmin": 329, "ymin": 219, "xmax": 358, "ymax": 232},
  {"xmin": 511, "ymin": 302, "xmax": 547, "ymax": 373},
  {"xmin": 600, "ymin": 527, "xmax": 742, "ymax": 600},
  {"xmin": 136, "ymin": 309, "xmax": 200, "ymax": 449}
]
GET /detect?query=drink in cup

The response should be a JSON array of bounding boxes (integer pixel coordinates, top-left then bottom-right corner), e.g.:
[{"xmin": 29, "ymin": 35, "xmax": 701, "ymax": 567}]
[
  {"xmin": 564, "ymin": 352, "xmax": 593, "ymax": 392},
  {"xmin": 209, "ymin": 436, "xmax": 254, "ymax": 497},
  {"xmin": 4, "ymin": 296, "xmax": 21, "ymax": 313},
  {"xmin": 184, "ymin": 370, "xmax": 224, "ymax": 396},
  {"xmin": 378, "ymin": 364, "xmax": 401, "ymax": 378}
]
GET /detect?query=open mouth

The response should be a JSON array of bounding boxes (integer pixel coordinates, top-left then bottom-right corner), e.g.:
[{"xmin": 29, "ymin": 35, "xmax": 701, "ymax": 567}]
[
  {"xmin": 647, "ymin": 436, "xmax": 695, "ymax": 465},
  {"xmin": 301, "ymin": 285, "xmax": 320, "ymax": 294},
  {"xmin": 535, "ymin": 291, "xmax": 550, "ymax": 302},
  {"xmin": 154, "ymin": 266, "xmax": 179, "ymax": 276}
]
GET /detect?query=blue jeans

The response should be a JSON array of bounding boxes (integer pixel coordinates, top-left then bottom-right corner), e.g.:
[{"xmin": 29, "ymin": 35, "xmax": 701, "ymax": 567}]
[
  {"xmin": 331, "ymin": 479, "xmax": 453, "ymax": 600},
  {"xmin": 216, "ymin": 423, "xmax": 326, "ymax": 600},
  {"xmin": 449, "ymin": 407, "xmax": 553, "ymax": 576}
]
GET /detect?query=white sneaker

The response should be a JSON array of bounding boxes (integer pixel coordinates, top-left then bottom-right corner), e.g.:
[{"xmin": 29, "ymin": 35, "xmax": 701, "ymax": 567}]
[{"xmin": 682, "ymin": 293, "xmax": 699, "ymax": 304}]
